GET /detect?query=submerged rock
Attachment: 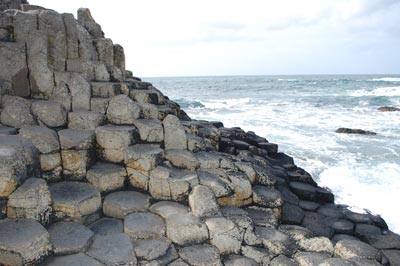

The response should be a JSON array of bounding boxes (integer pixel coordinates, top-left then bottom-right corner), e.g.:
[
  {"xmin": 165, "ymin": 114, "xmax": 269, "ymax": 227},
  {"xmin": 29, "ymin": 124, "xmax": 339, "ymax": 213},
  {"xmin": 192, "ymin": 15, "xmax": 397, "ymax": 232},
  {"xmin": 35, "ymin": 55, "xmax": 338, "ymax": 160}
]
[
  {"xmin": 378, "ymin": 106, "xmax": 400, "ymax": 112},
  {"xmin": 335, "ymin": 128, "xmax": 377, "ymax": 135}
]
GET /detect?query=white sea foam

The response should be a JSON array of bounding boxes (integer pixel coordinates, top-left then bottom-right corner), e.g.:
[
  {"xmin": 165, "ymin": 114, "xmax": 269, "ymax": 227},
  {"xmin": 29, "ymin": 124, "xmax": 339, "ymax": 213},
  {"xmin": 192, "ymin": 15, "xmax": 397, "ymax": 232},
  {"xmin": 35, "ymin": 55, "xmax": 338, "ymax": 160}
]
[
  {"xmin": 371, "ymin": 77, "xmax": 400, "ymax": 82},
  {"xmin": 278, "ymin": 78, "xmax": 297, "ymax": 81},
  {"xmin": 351, "ymin": 86, "xmax": 400, "ymax": 97}
]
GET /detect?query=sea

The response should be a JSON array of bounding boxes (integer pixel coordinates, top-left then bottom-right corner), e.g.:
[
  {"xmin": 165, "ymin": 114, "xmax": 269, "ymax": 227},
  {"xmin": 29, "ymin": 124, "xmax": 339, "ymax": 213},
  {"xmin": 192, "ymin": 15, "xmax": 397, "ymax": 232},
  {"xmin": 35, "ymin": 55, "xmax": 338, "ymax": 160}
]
[{"xmin": 147, "ymin": 75, "xmax": 400, "ymax": 233}]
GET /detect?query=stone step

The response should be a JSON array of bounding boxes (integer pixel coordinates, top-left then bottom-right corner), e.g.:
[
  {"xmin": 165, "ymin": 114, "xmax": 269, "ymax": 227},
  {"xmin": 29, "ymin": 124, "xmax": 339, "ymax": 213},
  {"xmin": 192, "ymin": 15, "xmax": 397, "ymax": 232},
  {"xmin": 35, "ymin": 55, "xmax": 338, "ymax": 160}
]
[
  {"xmin": 103, "ymin": 191, "xmax": 151, "ymax": 219},
  {"xmin": 86, "ymin": 162, "xmax": 127, "ymax": 193},
  {"xmin": 91, "ymin": 82, "xmax": 122, "ymax": 98},
  {"xmin": 68, "ymin": 111, "xmax": 106, "ymax": 131}
]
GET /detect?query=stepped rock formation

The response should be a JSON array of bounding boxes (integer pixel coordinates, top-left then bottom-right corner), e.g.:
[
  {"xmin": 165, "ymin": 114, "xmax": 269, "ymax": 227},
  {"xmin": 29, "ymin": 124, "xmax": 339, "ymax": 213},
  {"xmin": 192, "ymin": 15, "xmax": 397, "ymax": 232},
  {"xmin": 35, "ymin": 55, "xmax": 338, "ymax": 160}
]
[{"xmin": 0, "ymin": 1, "xmax": 400, "ymax": 265}]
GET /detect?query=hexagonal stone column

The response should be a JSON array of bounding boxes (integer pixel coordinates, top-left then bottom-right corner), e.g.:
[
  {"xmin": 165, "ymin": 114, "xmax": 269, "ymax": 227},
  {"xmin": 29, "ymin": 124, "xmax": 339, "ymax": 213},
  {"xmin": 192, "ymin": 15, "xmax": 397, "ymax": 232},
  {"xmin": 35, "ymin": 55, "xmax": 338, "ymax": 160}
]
[
  {"xmin": 103, "ymin": 191, "xmax": 151, "ymax": 219},
  {"xmin": 124, "ymin": 212, "xmax": 165, "ymax": 240},
  {"xmin": 86, "ymin": 162, "xmax": 127, "ymax": 193},
  {"xmin": 178, "ymin": 244, "xmax": 222, "ymax": 266},
  {"xmin": 0, "ymin": 219, "xmax": 51, "ymax": 265},
  {"xmin": 166, "ymin": 213, "xmax": 209, "ymax": 245},
  {"xmin": 49, "ymin": 181, "xmax": 101, "ymax": 219}
]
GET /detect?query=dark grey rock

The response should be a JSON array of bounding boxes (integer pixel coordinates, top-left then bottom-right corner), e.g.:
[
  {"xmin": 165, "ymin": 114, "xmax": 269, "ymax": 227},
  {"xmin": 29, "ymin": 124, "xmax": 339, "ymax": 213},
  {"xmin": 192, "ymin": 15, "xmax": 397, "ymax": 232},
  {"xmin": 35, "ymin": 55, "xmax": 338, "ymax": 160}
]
[
  {"xmin": 103, "ymin": 191, "xmax": 151, "ymax": 219},
  {"xmin": 88, "ymin": 217, "xmax": 123, "ymax": 236},
  {"xmin": 335, "ymin": 127, "xmax": 377, "ymax": 135},
  {"xmin": 124, "ymin": 212, "xmax": 165, "ymax": 240},
  {"xmin": 178, "ymin": 244, "xmax": 222, "ymax": 266},
  {"xmin": 282, "ymin": 203, "xmax": 305, "ymax": 225}
]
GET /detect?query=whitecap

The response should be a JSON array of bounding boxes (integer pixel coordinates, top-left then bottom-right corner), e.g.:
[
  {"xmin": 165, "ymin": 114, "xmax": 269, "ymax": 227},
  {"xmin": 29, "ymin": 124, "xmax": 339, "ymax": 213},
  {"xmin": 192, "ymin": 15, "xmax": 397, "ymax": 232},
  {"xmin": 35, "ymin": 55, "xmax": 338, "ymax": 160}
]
[
  {"xmin": 370, "ymin": 77, "xmax": 400, "ymax": 82},
  {"xmin": 278, "ymin": 78, "xmax": 297, "ymax": 81},
  {"xmin": 350, "ymin": 86, "xmax": 400, "ymax": 97}
]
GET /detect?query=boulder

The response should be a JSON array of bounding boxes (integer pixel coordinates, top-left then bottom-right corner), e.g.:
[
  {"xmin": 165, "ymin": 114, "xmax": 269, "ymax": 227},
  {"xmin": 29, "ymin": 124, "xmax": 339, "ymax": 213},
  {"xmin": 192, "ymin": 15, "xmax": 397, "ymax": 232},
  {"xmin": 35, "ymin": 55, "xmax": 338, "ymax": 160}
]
[
  {"xmin": 278, "ymin": 225, "xmax": 314, "ymax": 243},
  {"xmin": 48, "ymin": 221, "xmax": 94, "ymax": 255},
  {"xmin": 107, "ymin": 95, "xmax": 141, "ymax": 125},
  {"xmin": 103, "ymin": 191, "xmax": 151, "ymax": 219},
  {"xmin": 133, "ymin": 119, "xmax": 164, "ymax": 143},
  {"xmin": 205, "ymin": 217, "xmax": 242, "ymax": 254},
  {"xmin": 85, "ymin": 233, "xmax": 137, "ymax": 266},
  {"xmin": 49, "ymin": 181, "xmax": 101, "ymax": 218},
  {"xmin": 31, "ymin": 101, "xmax": 67, "ymax": 127},
  {"xmin": 124, "ymin": 212, "xmax": 165, "ymax": 240},
  {"xmin": 189, "ymin": 185, "xmax": 221, "ymax": 217},
  {"xmin": 88, "ymin": 217, "xmax": 123, "ymax": 236},
  {"xmin": 178, "ymin": 244, "xmax": 222, "ymax": 266},
  {"xmin": 163, "ymin": 114, "xmax": 187, "ymax": 150},
  {"xmin": 0, "ymin": 219, "xmax": 51, "ymax": 265},
  {"xmin": 320, "ymin": 258, "xmax": 356, "ymax": 266},
  {"xmin": 86, "ymin": 162, "xmax": 126, "ymax": 193},
  {"xmin": 382, "ymin": 250, "xmax": 400, "ymax": 266},
  {"xmin": 7, "ymin": 178, "xmax": 52, "ymax": 224},
  {"xmin": 166, "ymin": 213, "xmax": 209, "ymax": 245}
]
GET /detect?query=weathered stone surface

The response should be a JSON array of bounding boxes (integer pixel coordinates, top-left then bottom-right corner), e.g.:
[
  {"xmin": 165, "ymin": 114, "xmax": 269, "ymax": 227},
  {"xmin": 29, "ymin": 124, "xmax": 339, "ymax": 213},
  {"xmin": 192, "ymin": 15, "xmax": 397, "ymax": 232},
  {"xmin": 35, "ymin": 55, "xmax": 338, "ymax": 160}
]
[
  {"xmin": 68, "ymin": 111, "xmax": 105, "ymax": 131},
  {"xmin": 223, "ymin": 255, "xmax": 259, "ymax": 266},
  {"xmin": 189, "ymin": 185, "xmax": 220, "ymax": 217},
  {"xmin": 331, "ymin": 219, "xmax": 354, "ymax": 235},
  {"xmin": 0, "ymin": 219, "xmax": 51, "ymax": 264},
  {"xmin": 88, "ymin": 217, "xmax": 123, "ymax": 236},
  {"xmin": 382, "ymin": 250, "xmax": 400, "ymax": 266},
  {"xmin": 255, "ymin": 226, "xmax": 296, "ymax": 256},
  {"xmin": 103, "ymin": 191, "xmax": 151, "ymax": 219},
  {"xmin": 86, "ymin": 233, "xmax": 137, "ymax": 266},
  {"xmin": 132, "ymin": 119, "xmax": 163, "ymax": 143},
  {"xmin": 1, "ymin": 98, "xmax": 36, "ymax": 128},
  {"xmin": 124, "ymin": 144, "xmax": 163, "ymax": 172},
  {"xmin": 58, "ymin": 129, "xmax": 95, "ymax": 150},
  {"xmin": 42, "ymin": 253, "xmax": 105, "ymax": 266},
  {"xmin": 218, "ymin": 171, "xmax": 253, "ymax": 207},
  {"xmin": 169, "ymin": 259, "xmax": 190, "ymax": 266},
  {"xmin": 241, "ymin": 246, "xmax": 270, "ymax": 266},
  {"xmin": 270, "ymin": 255, "xmax": 298, "ymax": 266},
  {"xmin": 49, "ymin": 181, "xmax": 101, "ymax": 218},
  {"xmin": 278, "ymin": 225, "xmax": 314, "ymax": 243},
  {"xmin": 163, "ymin": 114, "xmax": 187, "ymax": 150},
  {"xmin": 91, "ymin": 97, "xmax": 110, "ymax": 114},
  {"xmin": 282, "ymin": 203, "xmax": 305, "ymax": 225},
  {"xmin": 205, "ymin": 217, "xmax": 242, "ymax": 254},
  {"xmin": 133, "ymin": 237, "xmax": 171, "ymax": 261},
  {"xmin": 61, "ymin": 149, "xmax": 95, "ymax": 179},
  {"xmin": 0, "ymin": 147, "xmax": 27, "ymax": 197},
  {"xmin": 77, "ymin": 8, "xmax": 104, "ymax": 38},
  {"xmin": 302, "ymin": 211, "xmax": 333, "ymax": 238},
  {"xmin": 107, "ymin": 95, "xmax": 141, "ymax": 124},
  {"xmin": 298, "ymin": 237, "xmax": 334, "ymax": 255},
  {"xmin": 124, "ymin": 212, "xmax": 165, "ymax": 240},
  {"xmin": 31, "ymin": 100, "xmax": 67, "ymax": 128},
  {"xmin": 319, "ymin": 258, "xmax": 355, "ymax": 266},
  {"xmin": 76, "ymin": 23, "xmax": 98, "ymax": 63},
  {"xmin": 252, "ymin": 185, "xmax": 283, "ymax": 208},
  {"xmin": 165, "ymin": 149, "xmax": 199, "ymax": 170},
  {"xmin": 87, "ymin": 162, "xmax": 126, "ymax": 192},
  {"xmin": 48, "ymin": 221, "xmax": 94, "ymax": 255},
  {"xmin": 91, "ymin": 82, "xmax": 120, "ymax": 98},
  {"xmin": 245, "ymin": 206, "xmax": 278, "ymax": 227},
  {"xmin": 289, "ymin": 182, "xmax": 318, "ymax": 201},
  {"xmin": 7, "ymin": 178, "xmax": 51, "ymax": 224},
  {"xmin": 127, "ymin": 167, "xmax": 149, "ymax": 191},
  {"xmin": 334, "ymin": 239, "xmax": 380, "ymax": 261},
  {"xmin": 0, "ymin": 125, "xmax": 17, "ymax": 135},
  {"xmin": 166, "ymin": 213, "xmax": 209, "ymax": 245},
  {"xmin": 197, "ymin": 170, "xmax": 232, "ymax": 197},
  {"xmin": 294, "ymin": 251, "xmax": 330, "ymax": 266},
  {"xmin": 178, "ymin": 244, "xmax": 222, "ymax": 266},
  {"xmin": 20, "ymin": 126, "xmax": 60, "ymax": 154},
  {"xmin": 94, "ymin": 38, "xmax": 114, "ymax": 66},
  {"xmin": 149, "ymin": 201, "xmax": 189, "ymax": 218},
  {"xmin": 364, "ymin": 230, "xmax": 400, "ymax": 249},
  {"xmin": 62, "ymin": 13, "xmax": 79, "ymax": 59}
]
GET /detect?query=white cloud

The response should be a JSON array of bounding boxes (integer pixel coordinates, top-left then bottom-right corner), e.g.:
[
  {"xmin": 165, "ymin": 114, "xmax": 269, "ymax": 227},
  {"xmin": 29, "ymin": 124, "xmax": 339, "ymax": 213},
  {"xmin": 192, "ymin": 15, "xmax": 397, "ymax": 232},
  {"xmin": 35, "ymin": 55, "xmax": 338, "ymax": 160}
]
[{"xmin": 31, "ymin": 0, "xmax": 400, "ymax": 76}]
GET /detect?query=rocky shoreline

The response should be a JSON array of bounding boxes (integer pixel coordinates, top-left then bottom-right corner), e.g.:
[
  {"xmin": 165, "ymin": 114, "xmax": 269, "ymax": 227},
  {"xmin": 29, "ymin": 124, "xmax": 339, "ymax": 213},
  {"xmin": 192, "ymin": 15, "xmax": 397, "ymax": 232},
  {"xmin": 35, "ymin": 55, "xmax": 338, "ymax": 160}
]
[{"xmin": 1, "ymin": 1, "xmax": 400, "ymax": 265}]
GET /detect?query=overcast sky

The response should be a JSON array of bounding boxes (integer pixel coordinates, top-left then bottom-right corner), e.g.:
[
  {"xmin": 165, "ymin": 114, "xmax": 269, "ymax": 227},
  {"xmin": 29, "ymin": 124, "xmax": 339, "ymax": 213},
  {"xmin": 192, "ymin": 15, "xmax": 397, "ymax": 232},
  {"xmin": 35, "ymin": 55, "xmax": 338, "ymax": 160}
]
[{"xmin": 33, "ymin": 0, "xmax": 400, "ymax": 77}]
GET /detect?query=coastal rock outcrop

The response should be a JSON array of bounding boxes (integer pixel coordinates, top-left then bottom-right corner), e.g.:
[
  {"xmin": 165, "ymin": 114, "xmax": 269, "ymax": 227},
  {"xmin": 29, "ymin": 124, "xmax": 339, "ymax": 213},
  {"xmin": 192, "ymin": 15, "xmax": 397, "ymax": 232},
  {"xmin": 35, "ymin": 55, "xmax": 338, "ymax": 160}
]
[
  {"xmin": 0, "ymin": 1, "xmax": 399, "ymax": 265},
  {"xmin": 336, "ymin": 128, "xmax": 377, "ymax": 135}
]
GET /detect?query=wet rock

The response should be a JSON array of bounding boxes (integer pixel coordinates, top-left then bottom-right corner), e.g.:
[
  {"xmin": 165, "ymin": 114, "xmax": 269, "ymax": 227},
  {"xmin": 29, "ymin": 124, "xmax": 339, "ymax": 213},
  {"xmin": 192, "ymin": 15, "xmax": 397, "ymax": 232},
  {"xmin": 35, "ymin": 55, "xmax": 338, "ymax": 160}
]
[
  {"xmin": 86, "ymin": 162, "xmax": 126, "ymax": 193},
  {"xmin": 302, "ymin": 212, "xmax": 333, "ymax": 238},
  {"xmin": 334, "ymin": 239, "xmax": 380, "ymax": 261},
  {"xmin": 205, "ymin": 217, "xmax": 242, "ymax": 254},
  {"xmin": 31, "ymin": 101, "xmax": 67, "ymax": 128},
  {"xmin": 88, "ymin": 217, "xmax": 123, "ymax": 236},
  {"xmin": 335, "ymin": 128, "xmax": 377, "ymax": 135},
  {"xmin": 124, "ymin": 212, "xmax": 165, "ymax": 240},
  {"xmin": 178, "ymin": 244, "xmax": 222, "ymax": 266},
  {"xmin": 377, "ymin": 106, "xmax": 400, "ymax": 112},
  {"xmin": 166, "ymin": 213, "xmax": 209, "ymax": 245},
  {"xmin": 0, "ymin": 219, "xmax": 51, "ymax": 265},
  {"xmin": 189, "ymin": 185, "xmax": 221, "ymax": 217},
  {"xmin": 49, "ymin": 181, "xmax": 101, "ymax": 218},
  {"xmin": 133, "ymin": 119, "xmax": 164, "ymax": 143},
  {"xmin": 163, "ymin": 114, "xmax": 187, "ymax": 150},
  {"xmin": 48, "ymin": 221, "xmax": 94, "ymax": 255},
  {"xmin": 103, "ymin": 191, "xmax": 151, "ymax": 219},
  {"xmin": 7, "ymin": 178, "xmax": 51, "ymax": 224},
  {"xmin": 149, "ymin": 201, "xmax": 189, "ymax": 218},
  {"xmin": 86, "ymin": 233, "xmax": 137, "ymax": 266},
  {"xmin": 107, "ymin": 95, "xmax": 141, "ymax": 125},
  {"xmin": 255, "ymin": 226, "xmax": 296, "ymax": 256},
  {"xmin": 223, "ymin": 254, "xmax": 259, "ymax": 266},
  {"xmin": 41, "ymin": 253, "xmax": 105, "ymax": 266}
]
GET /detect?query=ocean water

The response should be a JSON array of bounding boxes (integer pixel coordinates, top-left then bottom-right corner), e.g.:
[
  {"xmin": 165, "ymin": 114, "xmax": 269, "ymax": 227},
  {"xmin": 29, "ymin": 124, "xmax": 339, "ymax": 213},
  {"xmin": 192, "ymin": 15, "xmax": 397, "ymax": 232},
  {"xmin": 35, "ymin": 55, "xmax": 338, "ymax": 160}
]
[{"xmin": 147, "ymin": 75, "xmax": 400, "ymax": 233}]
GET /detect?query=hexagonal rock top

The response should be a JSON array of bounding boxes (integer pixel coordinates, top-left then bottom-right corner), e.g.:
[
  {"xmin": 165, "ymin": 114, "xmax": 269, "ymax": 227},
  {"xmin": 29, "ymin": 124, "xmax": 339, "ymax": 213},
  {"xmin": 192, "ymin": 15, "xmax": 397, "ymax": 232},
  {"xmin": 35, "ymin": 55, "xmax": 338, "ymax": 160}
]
[
  {"xmin": 124, "ymin": 212, "xmax": 166, "ymax": 240},
  {"xmin": 166, "ymin": 213, "xmax": 209, "ymax": 245},
  {"xmin": 49, "ymin": 181, "xmax": 101, "ymax": 218},
  {"xmin": 0, "ymin": 219, "xmax": 51, "ymax": 265},
  {"xmin": 103, "ymin": 190, "xmax": 151, "ymax": 219},
  {"xmin": 178, "ymin": 244, "xmax": 222, "ymax": 266}
]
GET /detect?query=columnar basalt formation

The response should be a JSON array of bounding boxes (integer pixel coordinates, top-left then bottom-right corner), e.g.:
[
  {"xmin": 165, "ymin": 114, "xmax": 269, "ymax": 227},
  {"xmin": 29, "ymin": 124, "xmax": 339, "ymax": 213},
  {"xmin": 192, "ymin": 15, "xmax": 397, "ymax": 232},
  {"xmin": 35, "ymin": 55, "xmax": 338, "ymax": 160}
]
[{"xmin": 0, "ymin": 1, "xmax": 399, "ymax": 266}]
